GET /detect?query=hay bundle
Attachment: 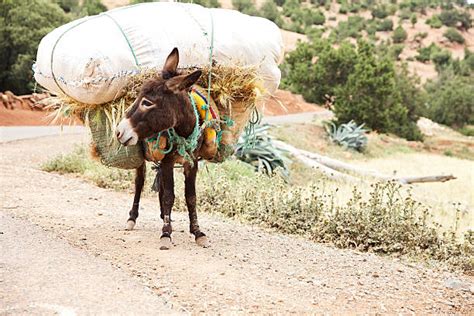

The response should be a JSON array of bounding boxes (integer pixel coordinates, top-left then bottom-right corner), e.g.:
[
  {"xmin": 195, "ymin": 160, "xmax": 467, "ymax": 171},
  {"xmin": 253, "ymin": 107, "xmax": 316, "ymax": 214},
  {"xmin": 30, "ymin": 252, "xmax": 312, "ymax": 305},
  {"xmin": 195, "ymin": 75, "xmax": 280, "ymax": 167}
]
[{"xmin": 54, "ymin": 64, "xmax": 264, "ymax": 169}]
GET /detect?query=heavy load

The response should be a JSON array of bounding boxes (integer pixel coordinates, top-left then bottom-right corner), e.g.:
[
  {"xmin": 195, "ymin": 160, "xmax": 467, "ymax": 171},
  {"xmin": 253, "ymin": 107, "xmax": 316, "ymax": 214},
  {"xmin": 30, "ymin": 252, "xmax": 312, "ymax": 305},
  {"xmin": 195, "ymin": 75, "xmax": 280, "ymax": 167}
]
[
  {"xmin": 34, "ymin": 2, "xmax": 283, "ymax": 104},
  {"xmin": 34, "ymin": 3, "xmax": 283, "ymax": 169}
]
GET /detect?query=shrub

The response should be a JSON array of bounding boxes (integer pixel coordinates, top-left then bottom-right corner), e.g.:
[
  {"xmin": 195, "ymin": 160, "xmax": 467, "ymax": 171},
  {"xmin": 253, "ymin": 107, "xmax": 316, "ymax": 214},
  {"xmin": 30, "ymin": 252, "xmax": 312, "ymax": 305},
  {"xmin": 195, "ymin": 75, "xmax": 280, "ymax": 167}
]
[
  {"xmin": 410, "ymin": 13, "xmax": 417, "ymax": 26},
  {"xmin": 425, "ymin": 72, "xmax": 474, "ymax": 128},
  {"xmin": 439, "ymin": 9, "xmax": 472, "ymax": 29},
  {"xmin": 444, "ymin": 27, "xmax": 465, "ymax": 44},
  {"xmin": 415, "ymin": 43, "xmax": 452, "ymax": 68},
  {"xmin": 371, "ymin": 5, "xmax": 389, "ymax": 19},
  {"xmin": 390, "ymin": 44, "xmax": 405, "ymax": 60},
  {"xmin": 312, "ymin": 10, "xmax": 326, "ymax": 25},
  {"xmin": 0, "ymin": 0, "xmax": 70, "ymax": 94},
  {"xmin": 427, "ymin": 15, "xmax": 443, "ymax": 28},
  {"xmin": 376, "ymin": 18, "xmax": 394, "ymax": 31},
  {"xmin": 331, "ymin": 16, "xmax": 366, "ymax": 41},
  {"xmin": 431, "ymin": 50, "xmax": 453, "ymax": 71},
  {"xmin": 180, "ymin": 0, "xmax": 221, "ymax": 7},
  {"xmin": 399, "ymin": 9, "xmax": 411, "ymax": 20},
  {"xmin": 77, "ymin": 0, "xmax": 106, "ymax": 16},
  {"xmin": 333, "ymin": 41, "xmax": 423, "ymax": 141},
  {"xmin": 259, "ymin": 0, "xmax": 283, "ymax": 26},
  {"xmin": 232, "ymin": 0, "xmax": 258, "ymax": 15},
  {"xmin": 392, "ymin": 25, "xmax": 408, "ymax": 43}
]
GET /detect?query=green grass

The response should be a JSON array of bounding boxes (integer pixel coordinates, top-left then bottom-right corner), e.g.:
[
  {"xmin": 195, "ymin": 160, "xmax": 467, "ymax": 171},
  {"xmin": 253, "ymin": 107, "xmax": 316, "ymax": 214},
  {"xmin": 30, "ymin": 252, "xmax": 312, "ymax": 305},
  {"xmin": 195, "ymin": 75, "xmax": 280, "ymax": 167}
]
[{"xmin": 42, "ymin": 145, "xmax": 473, "ymax": 273}]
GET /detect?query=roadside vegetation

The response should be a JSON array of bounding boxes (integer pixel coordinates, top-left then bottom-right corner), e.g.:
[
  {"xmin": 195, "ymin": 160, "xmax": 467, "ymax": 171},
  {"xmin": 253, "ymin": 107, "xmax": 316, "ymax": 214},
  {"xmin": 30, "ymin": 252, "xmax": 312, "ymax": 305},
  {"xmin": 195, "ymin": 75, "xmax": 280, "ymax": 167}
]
[{"xmin": 42, "ymin": 143, "xmax": 473, "ymax": 273}]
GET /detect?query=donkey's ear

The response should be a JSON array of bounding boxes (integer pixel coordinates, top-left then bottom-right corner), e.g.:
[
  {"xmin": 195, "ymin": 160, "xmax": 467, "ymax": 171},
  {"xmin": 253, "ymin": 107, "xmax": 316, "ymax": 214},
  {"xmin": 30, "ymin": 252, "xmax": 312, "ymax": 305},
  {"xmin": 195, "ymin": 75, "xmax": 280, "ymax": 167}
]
[
  {"xmin": 164, "ymin": 70, "xmax": 202, "ymax": 93},
  {"xmin": 162, "ymin": 47, "xmax": 179, "ymax": 77}
]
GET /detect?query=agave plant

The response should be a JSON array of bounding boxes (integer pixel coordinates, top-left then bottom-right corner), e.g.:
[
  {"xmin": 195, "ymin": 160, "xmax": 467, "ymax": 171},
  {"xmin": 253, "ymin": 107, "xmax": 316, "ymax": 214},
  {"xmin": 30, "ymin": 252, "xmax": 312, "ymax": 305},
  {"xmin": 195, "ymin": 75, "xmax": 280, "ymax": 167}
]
[
  {"xmin": 325, "ymin": 120, "xmax": 368, "ymax": 151},
  {"xmin": 235, "ymin": 124, "xmax": 289, "ymax": 178}
]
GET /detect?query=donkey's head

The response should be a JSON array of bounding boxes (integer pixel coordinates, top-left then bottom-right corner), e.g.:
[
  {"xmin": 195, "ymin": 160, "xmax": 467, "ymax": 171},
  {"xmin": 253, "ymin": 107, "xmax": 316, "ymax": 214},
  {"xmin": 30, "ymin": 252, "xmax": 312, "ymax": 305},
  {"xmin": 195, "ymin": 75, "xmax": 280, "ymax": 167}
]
[{"xmin": 116, "ymin": 48, "xmax": 202, "ymax": 146}]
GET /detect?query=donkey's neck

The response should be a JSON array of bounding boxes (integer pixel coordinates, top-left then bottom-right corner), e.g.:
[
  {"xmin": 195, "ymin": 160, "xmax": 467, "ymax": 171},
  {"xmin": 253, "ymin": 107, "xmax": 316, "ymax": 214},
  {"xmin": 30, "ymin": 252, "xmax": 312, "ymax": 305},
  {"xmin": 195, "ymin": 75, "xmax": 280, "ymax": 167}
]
[{"xmin": 173, "ymin": 92, "xmax": 197, "ymax": 137}]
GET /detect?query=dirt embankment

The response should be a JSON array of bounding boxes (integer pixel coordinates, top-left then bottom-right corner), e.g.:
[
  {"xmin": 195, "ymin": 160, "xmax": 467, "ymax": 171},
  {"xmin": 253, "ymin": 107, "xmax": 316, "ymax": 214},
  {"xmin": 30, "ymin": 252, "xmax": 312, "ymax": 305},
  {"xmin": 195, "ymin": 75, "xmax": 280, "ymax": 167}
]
[{"xmin": 1, "ymin": 134, "xmax": 473, "ymax": 314}]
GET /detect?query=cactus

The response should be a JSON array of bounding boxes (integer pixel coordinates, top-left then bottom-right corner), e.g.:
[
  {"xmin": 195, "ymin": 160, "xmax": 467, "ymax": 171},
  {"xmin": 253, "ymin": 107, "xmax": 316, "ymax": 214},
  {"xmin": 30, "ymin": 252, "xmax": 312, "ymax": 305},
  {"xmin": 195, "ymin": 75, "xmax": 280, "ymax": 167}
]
[
  {"xmin": 235, "ymin": 124, "xmax": 289, "ymax": 177},
  {"xmin": 325, "ymin": 120, "xmax": 368, "ymax": 151}
]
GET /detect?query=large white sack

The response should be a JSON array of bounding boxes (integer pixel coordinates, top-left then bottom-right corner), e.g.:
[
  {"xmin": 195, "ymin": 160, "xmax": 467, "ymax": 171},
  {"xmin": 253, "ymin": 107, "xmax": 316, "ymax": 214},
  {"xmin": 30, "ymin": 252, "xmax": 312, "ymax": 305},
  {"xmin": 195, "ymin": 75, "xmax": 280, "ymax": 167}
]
[{"xmin": 34, "ymin": 2, "xmax": 283, "ymax": 105}]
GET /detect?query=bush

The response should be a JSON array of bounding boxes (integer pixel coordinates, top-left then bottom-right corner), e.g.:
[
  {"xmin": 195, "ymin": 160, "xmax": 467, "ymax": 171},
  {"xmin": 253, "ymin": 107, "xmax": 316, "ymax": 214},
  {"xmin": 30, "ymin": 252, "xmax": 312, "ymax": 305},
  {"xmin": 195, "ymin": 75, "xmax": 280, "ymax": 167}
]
[
  {"xmin": 427, "ymin": 15, "xmax": 443, "ymax": 28},
  {"xmin": 392, "ymin": 25, "xmax": 408, "ymax": 43},
  {"xmin": 333, "ymin": 41, "xmax": 423, "ymax": 141},
  {"xmin": 0, "ymin": 0, "xmax": 70, "ymax": 94},
  {"xmin": 371, "ymin": 5, "xmax": 389, "ymax": 19},
  {"xmin": 331, "ymin": 16, "xmax": 366, "ymax": 41},
  {"xmin": 425, "ymin": 72, "xmax": 474, "ymax": 128},
  {"xmin": 77, "ymin": 0, "xmax": 106, "ymax": 16},
  {"xmin": 410, "ymin": 13, "xmax": 417, "ymax": 26},
  {"xmin": 444, "ymin": 27, "xmax": 465, "ymax": 44},
  {"xmin": 399, "ymin": 9, "xmax": 411, "ymax": 20},
  {"xmin": 259, "ymin": 0, "xmax": 283, "ymax": 26},
  {"xmin": 415, "ymin": 43, "xmax": 452, "ymax": 69},
  {"xmin": 232, "ymin": 0, "xmax": 258, "ymax": 15},
  {"xmin": 439, "ymin": 9, "xmax": 472, "ymax": 29},
  {"xmin": 376, "ymin": 18, "xmax": 394, "ymax": 31},
  {"xmin": 390, "ymin": 44, "xmax": 405, "ymax": 60}
]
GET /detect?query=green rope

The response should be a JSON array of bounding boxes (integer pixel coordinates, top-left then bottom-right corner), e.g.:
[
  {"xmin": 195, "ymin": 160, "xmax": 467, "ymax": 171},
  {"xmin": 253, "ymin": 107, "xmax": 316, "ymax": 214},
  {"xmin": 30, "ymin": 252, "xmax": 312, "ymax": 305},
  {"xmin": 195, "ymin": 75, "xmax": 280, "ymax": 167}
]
[
  {"xmin": 147, "ymin": 93, "xmax": 201, "ymax": 162},
  {"xmin": 166, "ymin": 92, "xmax": 201, "ymax": 162},
  {"xmin": 102, "ymin": 13, "xmax": 140, "ymax": 68}
]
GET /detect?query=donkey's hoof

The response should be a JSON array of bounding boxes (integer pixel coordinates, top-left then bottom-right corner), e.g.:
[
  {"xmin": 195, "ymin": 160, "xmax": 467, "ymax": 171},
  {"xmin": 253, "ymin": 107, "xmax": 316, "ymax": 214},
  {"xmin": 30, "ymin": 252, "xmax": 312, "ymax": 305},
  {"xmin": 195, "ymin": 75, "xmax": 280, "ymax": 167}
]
[
  {"xmin": 125, "ymin": 220, "xmax": 135, "ymax": 231},
  {"xmin": 159, "ymin": 236, "xmax": 172, "ymax": 250},
  {"xmin": 196, "ymin": 236, "xmax": 210, "ymax": 248}
]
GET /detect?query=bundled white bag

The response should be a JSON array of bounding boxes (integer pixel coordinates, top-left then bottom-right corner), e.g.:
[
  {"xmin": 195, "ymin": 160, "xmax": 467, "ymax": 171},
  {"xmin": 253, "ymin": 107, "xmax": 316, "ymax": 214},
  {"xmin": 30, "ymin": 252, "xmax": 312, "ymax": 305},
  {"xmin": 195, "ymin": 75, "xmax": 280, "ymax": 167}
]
[{"xmin": 34, "ymin": 2, "xmax": 283, "ymax": 104}]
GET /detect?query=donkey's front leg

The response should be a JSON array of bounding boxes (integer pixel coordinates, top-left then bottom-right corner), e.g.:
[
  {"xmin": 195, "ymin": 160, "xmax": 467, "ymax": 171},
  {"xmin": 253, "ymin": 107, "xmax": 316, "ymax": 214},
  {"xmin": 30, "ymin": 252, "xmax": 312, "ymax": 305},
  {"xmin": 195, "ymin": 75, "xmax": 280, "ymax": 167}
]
[
  {"xmin": 184, "ymin": 161, "xmax": 210, "ymax": 248},
  {"xmin": 159, "ymin": 159, "xmax": 175, "ymax": 250},
  {"xmin": 126, "ymin": 162, "xmax": 146, "ymax": 230}
]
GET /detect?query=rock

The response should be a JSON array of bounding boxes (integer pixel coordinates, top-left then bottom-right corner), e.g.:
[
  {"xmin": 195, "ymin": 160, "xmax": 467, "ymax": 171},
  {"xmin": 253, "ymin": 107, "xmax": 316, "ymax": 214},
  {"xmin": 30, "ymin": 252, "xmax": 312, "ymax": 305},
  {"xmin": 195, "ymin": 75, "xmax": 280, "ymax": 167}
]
[{"xmin": 444, "ymin": 278, "xmax": 471, "ymax": 291}]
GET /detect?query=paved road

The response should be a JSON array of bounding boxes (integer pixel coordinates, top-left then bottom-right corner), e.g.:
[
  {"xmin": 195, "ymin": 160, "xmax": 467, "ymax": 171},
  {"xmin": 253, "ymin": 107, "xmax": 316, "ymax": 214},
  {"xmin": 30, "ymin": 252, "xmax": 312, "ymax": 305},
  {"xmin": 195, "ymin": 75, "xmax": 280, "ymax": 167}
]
[
  {"xmin": 262, "ymin": 110, "xmax": 333, "ymax": 125},
  {"xmin": 0, "ymin": 126, "xmax": 86, "ymax": 143}
]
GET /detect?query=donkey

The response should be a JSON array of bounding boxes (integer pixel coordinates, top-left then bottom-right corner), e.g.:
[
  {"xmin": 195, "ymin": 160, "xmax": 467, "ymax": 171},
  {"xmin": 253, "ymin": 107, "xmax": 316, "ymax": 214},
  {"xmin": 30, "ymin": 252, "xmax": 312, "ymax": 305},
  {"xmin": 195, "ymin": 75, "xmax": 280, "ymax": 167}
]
[{"xmin": 116, "ymin": 48, "xmax": 210, "ymax": 250}]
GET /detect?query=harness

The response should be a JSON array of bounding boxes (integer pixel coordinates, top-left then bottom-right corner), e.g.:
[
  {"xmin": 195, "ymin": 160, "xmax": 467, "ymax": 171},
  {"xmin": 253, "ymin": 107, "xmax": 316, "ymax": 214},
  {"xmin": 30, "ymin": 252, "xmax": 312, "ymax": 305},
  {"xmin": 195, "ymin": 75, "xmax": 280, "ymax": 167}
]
[{"xmin": 144, "ymin": 85, "xmax": 219, "ymax": 163}]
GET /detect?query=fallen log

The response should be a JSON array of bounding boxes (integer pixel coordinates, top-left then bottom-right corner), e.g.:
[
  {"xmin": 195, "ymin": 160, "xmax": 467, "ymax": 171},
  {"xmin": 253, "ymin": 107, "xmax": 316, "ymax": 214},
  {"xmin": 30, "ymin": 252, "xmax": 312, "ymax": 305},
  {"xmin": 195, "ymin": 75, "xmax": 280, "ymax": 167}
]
[{"xmin": 274, "ymin": 140, "xmax": 456, "ymax": 184}]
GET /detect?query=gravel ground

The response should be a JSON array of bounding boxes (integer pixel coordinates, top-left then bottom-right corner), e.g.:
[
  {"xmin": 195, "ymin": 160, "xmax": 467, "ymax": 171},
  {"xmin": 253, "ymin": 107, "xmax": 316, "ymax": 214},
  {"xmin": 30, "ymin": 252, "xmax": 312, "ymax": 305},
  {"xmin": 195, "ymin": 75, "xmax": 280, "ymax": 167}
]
[{"xmin": 1, "ymin": 134, "xmax": 473, "ymax": 314}]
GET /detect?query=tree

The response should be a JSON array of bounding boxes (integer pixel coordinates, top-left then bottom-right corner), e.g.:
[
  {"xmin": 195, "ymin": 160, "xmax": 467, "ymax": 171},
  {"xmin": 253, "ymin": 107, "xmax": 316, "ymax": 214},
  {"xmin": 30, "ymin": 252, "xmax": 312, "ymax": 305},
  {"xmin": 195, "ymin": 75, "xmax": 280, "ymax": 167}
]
[
  {"xmin": 0, "ymin": 0, "xmax": 70, "ymax": 94},
  {"xmin": 392, "ymin": 25, "xmax": 407, "ymax": 43},
  {"xmin": 280, "ymin": 40, "xmax": 357, "ymax": 104},
  {"xmin": 333, "ymin": 41, "xmax": 423, "ymax": 141},
  {"xmin": 425, "ymin": 72, "xmax": 474, "ymax": 128},
  {"xmin": 410, "ymin": 13, "xmax": 417, "ymax": 27}
]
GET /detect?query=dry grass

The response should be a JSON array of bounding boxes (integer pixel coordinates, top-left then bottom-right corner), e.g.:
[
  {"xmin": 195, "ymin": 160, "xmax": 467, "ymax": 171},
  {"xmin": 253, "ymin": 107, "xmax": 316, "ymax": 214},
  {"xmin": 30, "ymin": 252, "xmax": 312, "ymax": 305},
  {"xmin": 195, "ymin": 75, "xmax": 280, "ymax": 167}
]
[{"xmin": 353, "ymin": 153, "xmax": 473, "ymax": 234}]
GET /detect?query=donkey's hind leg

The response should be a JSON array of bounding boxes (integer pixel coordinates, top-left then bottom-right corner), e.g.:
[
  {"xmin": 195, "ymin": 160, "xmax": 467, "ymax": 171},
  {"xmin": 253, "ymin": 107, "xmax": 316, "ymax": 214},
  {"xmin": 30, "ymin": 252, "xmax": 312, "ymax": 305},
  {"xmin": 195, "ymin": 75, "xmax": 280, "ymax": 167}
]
[
  {"xmin": 184, "ymin": 161, "xmax": 209, "ymax": 248},
  {"xmin": 126, "ymin": 162, "xmax": 146, "ymax": 230}
]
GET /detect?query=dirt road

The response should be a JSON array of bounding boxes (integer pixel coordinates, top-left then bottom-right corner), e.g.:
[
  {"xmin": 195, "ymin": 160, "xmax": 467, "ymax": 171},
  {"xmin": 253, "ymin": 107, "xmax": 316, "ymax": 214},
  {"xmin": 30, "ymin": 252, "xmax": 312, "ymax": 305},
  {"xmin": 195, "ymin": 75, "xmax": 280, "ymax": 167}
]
[{"xmin": 1, "ymin": 134, "xmax": 473, "ymax": 314}]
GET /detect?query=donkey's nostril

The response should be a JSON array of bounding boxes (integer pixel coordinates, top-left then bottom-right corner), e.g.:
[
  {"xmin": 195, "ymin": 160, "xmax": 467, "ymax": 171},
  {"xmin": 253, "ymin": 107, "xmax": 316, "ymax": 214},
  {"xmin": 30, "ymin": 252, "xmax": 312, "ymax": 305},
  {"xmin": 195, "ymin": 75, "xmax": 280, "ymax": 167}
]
[{"xmin": 116, "ymin": 130, "xmax": 122, "ymax": 139}]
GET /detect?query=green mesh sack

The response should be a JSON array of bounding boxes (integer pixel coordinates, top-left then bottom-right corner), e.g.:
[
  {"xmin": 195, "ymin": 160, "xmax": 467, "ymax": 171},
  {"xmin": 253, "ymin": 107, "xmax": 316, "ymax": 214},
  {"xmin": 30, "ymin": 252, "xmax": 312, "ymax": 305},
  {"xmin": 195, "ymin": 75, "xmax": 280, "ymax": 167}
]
[{"xmin": 87, "ymin": 109, "xmax": 144, "ymax": 169}]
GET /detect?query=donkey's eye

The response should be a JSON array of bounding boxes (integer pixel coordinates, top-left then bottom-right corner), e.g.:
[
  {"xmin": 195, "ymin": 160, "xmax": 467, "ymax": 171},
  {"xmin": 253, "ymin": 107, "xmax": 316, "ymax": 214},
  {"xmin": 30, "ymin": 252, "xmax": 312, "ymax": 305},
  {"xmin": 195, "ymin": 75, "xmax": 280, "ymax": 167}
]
[{"xmin": 141, "ymin": 98, "xmax": 155, "ymax": 108}]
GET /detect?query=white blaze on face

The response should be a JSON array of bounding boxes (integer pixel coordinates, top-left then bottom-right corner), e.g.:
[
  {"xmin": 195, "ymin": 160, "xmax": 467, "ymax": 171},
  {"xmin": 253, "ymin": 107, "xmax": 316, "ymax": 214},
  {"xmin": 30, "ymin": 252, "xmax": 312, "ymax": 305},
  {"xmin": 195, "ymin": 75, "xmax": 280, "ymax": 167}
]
[{"xmin": 116, "ymin": 118, "xmax": 139, "ymax": 146}]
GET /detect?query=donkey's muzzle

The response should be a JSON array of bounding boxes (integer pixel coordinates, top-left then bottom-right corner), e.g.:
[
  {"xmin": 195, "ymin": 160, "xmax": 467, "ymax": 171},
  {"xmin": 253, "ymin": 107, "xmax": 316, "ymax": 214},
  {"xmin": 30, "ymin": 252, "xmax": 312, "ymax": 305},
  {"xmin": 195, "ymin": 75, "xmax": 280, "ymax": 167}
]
[{"xmin": 116, "ymin": 118, "xmax": 139, "ymax": 146}]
